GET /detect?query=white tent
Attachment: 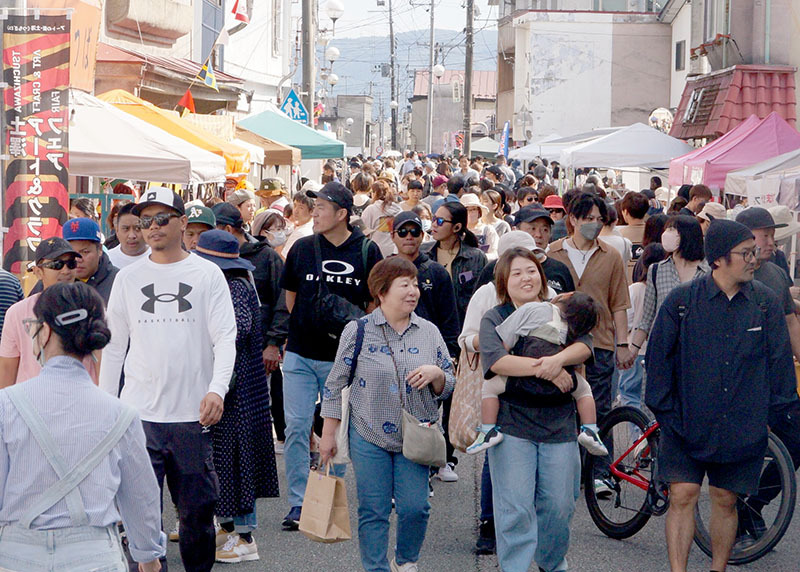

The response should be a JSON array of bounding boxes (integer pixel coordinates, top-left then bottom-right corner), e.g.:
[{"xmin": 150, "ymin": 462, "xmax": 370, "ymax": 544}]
[
  {"xmin": 71, "ymin": 91, "xmax": 226, "ymax": 184},
  {"xmin": 510, "ymin": 129, "xmax": 622, "ymax": 161},
  {"xmin": 725, "ymin": 148, "xmax": 800, "ymax": 197},
  {"xmin": 470, "ymin": 136, "xmax": 500, "ymax": 158},
  {"xmin": 559, "ymin": 123, "xmax": 694, "ymax": 169}
]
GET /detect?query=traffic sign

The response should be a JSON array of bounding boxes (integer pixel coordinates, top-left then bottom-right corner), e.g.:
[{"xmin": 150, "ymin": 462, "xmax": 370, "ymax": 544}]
[
  {"xmin": 376, "ymin": 146, "xmax": 384, "ymax": 155},
  {"xmin": 280, "ymin": 88, "xmax": 309, "ymax": 122}
]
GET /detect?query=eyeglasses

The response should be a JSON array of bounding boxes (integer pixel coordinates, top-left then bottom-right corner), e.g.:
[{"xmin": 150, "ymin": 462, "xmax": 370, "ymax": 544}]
[
  {"xmin": 396, "ymin": 227, "xmax": 422, "ymax": 238},
  {"xmin": 729, "ymin": 247, "xmax": 761, "ymax": 262},
  {"xmin": 140, "ymin": 212, "xmax": 181, "ymax": 229},
  {"xmin": 546, "ymin": 209, "xmax": 562, "ymax": 214},
  {"xmin": 433, "ymin": 217, "xmax": 453, "ymax": 227},
  {"xmin": 22, "ymin": 318, "xmax": 43, "ymax": 337},
  {"xmin": 39, "ymin": 258, "xmax": 77, "ymax": 271}
]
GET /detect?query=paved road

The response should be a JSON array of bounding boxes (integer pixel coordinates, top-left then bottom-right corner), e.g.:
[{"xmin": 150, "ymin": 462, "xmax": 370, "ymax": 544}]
[{"xmin": 163, "ymin": 450, "xmax": 800, "ymax": 571}]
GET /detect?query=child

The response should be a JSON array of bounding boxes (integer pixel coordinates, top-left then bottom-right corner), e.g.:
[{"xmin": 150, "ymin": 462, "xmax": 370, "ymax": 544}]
[{"xmin": 467, "ymin": 292, "xmax": 607, "ymax": 456}]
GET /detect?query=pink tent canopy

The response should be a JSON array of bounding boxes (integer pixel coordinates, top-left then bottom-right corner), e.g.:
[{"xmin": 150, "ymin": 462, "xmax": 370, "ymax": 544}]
[{"xmin": 668, "ymin": 113, "xmax": 800, "ymax": 189}]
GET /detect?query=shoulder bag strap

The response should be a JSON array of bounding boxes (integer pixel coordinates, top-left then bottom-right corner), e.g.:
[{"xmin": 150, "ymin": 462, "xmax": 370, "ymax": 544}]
[
  {"xmin": 380, "ymin": 324, "xmax": 409, "ymax": 411},
  {"xmin": 346, "ymin": 318, "xmax": 367, "ymax": 388},
  {"xmin": 18, "ymin": 405, "xmax": 137, "ymax": 529},
  {"xmin": 651, "ymin": 261, "xmax": 659, "ymax": 301},
  {"xmin": 6, "ymin": 385, "xmax": 89, "ymax": 527}
]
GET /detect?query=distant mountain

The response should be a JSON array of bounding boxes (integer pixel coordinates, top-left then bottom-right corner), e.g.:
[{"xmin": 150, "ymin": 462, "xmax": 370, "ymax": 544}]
[{"xmin": 294, "ymin": 28, "xmax": 498, "ymax": 119}]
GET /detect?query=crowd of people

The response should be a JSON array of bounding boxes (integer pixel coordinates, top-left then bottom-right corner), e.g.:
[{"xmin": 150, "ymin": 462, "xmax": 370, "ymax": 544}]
[{"xmin": 0, "ymin": 149, "xmax": 798, "ymax": 572}]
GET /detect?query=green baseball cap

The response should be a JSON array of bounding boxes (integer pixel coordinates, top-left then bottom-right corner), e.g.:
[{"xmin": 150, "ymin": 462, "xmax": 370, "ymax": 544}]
[{"xmin": 186, "ymin": 205, "xmax": 216, "ymax": 229}]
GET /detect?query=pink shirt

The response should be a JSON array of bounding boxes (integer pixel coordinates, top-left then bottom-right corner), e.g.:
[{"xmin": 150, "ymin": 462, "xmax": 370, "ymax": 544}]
[{"xmin": 0, "ymin": 294, "xmax": 97, "ymax": 384}]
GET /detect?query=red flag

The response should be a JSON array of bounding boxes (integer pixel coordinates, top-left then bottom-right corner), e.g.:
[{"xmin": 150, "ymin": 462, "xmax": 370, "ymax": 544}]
[
  {"xmin": 178, "ymin": 88, "xmax": 195, "ymax": 114},
  {"xmin": 232, "ymin": 0, "xmax": 249, "ymax": 23}
]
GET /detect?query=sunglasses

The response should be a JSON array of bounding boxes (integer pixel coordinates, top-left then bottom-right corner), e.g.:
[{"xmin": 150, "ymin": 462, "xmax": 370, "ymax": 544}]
[
  {"xmin": 140, "ymin": 212, "xmax": 181, "ymax": 229},
  {"xmin": 433, "ymin": 217, "xmax": 453, "ymax": 227},
  {"xmin": 39, "ymin": 258, "xmax": 77, "ymax": 271},
  {"xmin": 396, "ymin": 227, "xmax": 422, "ymax": 238}
]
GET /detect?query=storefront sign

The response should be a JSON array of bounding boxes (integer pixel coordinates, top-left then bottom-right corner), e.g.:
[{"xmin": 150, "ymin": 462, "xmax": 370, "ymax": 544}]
[{"xmin": 2, "ymin": 11, "xmax": 70, "ymax": 274}]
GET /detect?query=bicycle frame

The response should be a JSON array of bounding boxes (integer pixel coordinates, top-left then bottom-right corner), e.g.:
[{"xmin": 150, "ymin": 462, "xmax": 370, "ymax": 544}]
[{"xmin": 608, "ymin": 419, "xmax": 661, "ymax": 492}]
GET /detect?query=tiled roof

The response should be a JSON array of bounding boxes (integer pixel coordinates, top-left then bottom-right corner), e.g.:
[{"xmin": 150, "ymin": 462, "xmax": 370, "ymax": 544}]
[
  {"xmin": 96, "ymin": 42, "xmax": 244, "ymax": 84},
  {"xmin": 670, "ymin": 64, "xmax": 796, "ymax": 140},
  {"xmin": 411, "ymin": 69, "xmax": 496, "ymax": 100}
]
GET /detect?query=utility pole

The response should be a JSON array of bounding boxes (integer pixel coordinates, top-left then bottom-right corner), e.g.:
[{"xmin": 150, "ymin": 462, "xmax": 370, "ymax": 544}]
[
  {"xmin": 302, "ymin": 0, "xmax": 315, "ymax": 127},
  {"xmin": 388, "ymin": 0, "xmax": 398, "ymax": 149},
  {"xmin": 425, "ymin": 0, "xmax": 435, "ymax": 154},
  {"xmin": 462, "ymin": 0, "xmax": 474, "ymax": 157}
]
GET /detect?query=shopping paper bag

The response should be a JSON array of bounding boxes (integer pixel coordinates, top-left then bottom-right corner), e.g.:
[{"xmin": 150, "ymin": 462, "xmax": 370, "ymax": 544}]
[
  {"xmin": 299, "ymin": 467, "xmax": 352, "ymax": 543},
  {"xmin": 449, "ymin": 349, "xmax": 484, "ymax": 452}
]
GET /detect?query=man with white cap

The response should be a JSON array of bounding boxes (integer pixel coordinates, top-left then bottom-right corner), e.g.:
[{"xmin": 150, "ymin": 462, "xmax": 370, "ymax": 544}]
[
  {"xmin": 696, "ymin": 201, "xmax": 727, "ymax": 235},
  {"xmin": 99, "ymin": 186, "xmax": 237, "ymax": 572}
]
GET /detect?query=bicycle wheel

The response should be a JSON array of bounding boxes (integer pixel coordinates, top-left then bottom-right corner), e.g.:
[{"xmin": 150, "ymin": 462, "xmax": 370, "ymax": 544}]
[
  {"xmin": 585, "ymin": 405, "xmax": 658, "ymax": 539},
  {"xmin": 693, "ymin": 432, "xmax": 796, "ymax": 565}
]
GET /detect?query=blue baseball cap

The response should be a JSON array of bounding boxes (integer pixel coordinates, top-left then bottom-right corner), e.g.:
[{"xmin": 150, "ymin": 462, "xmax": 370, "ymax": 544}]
[
  {"xmin": 62, "ymin": 217, "xmax": 102, "ymax": 243},
  {"xmin": 194, "ymin": 229, "xmax": 255, "ymax": 272}
]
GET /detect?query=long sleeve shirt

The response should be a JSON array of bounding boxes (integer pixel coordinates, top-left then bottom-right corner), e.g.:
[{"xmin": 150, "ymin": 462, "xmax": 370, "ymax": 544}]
[
  {"xmin": 411, "ymin": 253, "xmax": 460, "ymax": 359},
  {"xmin": 635, "ymin": 256, "xmax": 709, "ymax": 335},
  {"xmin": 645, "ymin": 274, "xmax": 796, "ymax": 463},
  {"xmin": 0, "ymin": 356, "xmax": 166, "ymax": 563},
  {"xmin": 99, "ymin": 254, "xmax": 237, "ymax": 423},
  {"xmin": 321, "ymin": 308, "xmax": 456, "ymax": 453}
]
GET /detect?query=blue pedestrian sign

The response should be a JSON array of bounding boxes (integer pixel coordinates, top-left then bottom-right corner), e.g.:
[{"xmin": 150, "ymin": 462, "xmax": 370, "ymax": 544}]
[{"xmin": 280, "ymin": 89, "xmax": 309, "ymax": 122}]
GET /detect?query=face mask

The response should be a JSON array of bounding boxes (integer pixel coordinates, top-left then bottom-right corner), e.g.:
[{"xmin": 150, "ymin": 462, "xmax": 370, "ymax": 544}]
[
  {"xmin": 421, "ymin": 219, "xmax": 432, "ymax": 232},
  {"xmin": 662, "ymin": 228, "xmax": 680, "ymax": 253},
  {"xmin": 579, "ymin": 221, "xmax": 603, "ymax": 241},
  {"xmin": 267, "ymin": 230, "xmax": 287, "ymax": 248}
]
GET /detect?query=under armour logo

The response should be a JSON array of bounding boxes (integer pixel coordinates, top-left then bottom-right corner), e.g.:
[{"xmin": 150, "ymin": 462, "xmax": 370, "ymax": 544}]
[{"xmin": 140, "ymin": 283, "xmax": 193, "ymax": 314}]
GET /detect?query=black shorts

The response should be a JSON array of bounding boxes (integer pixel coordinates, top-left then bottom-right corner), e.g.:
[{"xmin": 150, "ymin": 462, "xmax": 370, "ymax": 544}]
[{"xmin": 658, "ymin": 428, "xmax": 764, "ymax": 496}]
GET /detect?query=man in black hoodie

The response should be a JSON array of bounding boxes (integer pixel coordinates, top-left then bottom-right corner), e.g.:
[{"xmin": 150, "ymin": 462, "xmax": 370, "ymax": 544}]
[{"xmin": 279, "ymin": 182, "xmax": 382, "ymax": 530}]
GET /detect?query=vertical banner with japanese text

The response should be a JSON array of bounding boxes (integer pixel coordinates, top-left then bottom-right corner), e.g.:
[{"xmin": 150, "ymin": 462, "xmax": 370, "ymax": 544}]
[{"xmin": 2, "ymin": 12, "xmax": 70, "ymax": 275}]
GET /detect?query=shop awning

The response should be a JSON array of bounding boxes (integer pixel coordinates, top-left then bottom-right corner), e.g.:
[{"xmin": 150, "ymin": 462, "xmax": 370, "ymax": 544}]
[
  {"xmin": 470, "ymin": 137, "xmax": 500, "ymax": 158},
  {"xmin": 725, "ymin": 148, "xmax": 800, "ymax": 197},
  {"xmin": 238, "ymin": 106, "xmax": 345, "ymax": 160},
  {"xmin": 670, "ymin": 64, "xmax": 797, "ymax": 141},
  {"xmin": 97, "ymin": 89, "xmax": 251, "ymax": 174},
  {"xmin": 71, "ymin": 90, "xmax": 226, "ymax": 184},
  {"xmin": 235, "ymin": 126, "xmax": 301, "ymax": 166}
]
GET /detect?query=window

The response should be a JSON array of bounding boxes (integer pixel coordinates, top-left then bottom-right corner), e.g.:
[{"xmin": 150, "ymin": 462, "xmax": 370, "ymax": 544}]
[
  {"xmin": 704, "ymin": 0, "xmax": 718, "ymax": 42},
  {"xmin": 202, "ymin": 0, "xmax": 224, "ymax": 69},
  {"xmin": 675, "ymin": 40, "xmax": 686, "ymax": 71},
  {"xmin": 272, "ymin": 0, "xmax": 283, "ymax": 57}
]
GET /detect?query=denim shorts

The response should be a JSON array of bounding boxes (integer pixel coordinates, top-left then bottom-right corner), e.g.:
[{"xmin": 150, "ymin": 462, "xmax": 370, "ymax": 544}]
[
  {"xmin": 658, "ymin": 428, "xmax": 764, "ymax": 496},
  {"xmin": 0, "ymin": 524, "xmax": 127, "ymax": 572}
]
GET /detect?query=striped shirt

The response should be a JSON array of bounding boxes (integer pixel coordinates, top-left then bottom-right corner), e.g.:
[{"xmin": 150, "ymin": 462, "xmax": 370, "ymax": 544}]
[
  {"xmin": 0, "ymin": 356, "xmax": 166, "ymax": 563},
  {"xmin": 0, "ymin": 270, "xmax": 23, "ymax": 336},
  {"xmin": 321, "ymin": 308, "xmax": 456, "ymax": 453}
]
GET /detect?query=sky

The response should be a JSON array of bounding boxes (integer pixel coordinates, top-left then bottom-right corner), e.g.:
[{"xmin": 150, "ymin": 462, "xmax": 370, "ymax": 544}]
[{"xmin": 315, "ymin": 0, "xmax": 497, "ymax": 39}]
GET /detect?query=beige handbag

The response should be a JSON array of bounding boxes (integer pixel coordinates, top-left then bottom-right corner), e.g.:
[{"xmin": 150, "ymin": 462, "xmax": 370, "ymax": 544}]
[
  {"xmin": 382, "ymin": 326, "xmax": 447, "ymax": 467},
  {"xmin": 448, "ymin": 348, "xmax": 484, "ymax": 452}
]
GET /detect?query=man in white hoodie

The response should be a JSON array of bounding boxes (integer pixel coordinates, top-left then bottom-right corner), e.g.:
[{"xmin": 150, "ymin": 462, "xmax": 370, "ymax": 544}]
[{"xmin": 99, "ymin": 187, "xmax": 237, "ymax": 572}]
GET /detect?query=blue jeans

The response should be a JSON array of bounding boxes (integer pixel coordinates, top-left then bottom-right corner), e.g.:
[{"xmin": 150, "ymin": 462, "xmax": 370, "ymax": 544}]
[
  {"xmin": 480, "ymin": 453, "xmax": 493, "ymax": 521},
  {"xmin": 283, "ymin": 351, "xmax": 345, "ymax": 508},
  {"xmin": 617, "ymin": 356, "xmax": 646, "ymax": 409},
  {"xmin": 349, "ymin": 426, "xmax": 430, "ymax": 572},
  {"xmin": 219, "ymin": 510, "xmax": 258, "ymax": 533},
  {"xmin": 488, "ymin": 434, "xmax": 580, "ymax": 572},
  {"xmin": 0, "ymin": 524, "xmax": 128, "ymax": 571}
]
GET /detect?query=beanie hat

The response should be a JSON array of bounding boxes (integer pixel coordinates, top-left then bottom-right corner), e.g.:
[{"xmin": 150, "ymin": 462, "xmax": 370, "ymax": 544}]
[{"xmin": 704, "ymin": 219, "xmax": 754, "ymax": 265}]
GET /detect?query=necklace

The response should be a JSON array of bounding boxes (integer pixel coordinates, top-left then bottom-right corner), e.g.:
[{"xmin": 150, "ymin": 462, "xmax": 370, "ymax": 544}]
[{"xmin": 570, "ymin": 238, "xmax": 594, "ymax": 264}]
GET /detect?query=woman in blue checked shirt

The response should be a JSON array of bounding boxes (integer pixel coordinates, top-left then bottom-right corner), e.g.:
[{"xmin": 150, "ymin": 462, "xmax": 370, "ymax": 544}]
[
  {"xmin": 320, "ymin": 257, "xmax": 456, "ymax": 572},
  {"xmin": 0, "ymin": 283, "xmax": 164, "ymax": 572}
]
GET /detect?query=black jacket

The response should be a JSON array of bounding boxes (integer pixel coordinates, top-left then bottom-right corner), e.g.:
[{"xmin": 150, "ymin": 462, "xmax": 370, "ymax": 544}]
[
  {"xmin": 420, "ymin": 240, "xmax": 487, "ymax": 327},
  {"xmin": 239, "ymin": 238, "xmax": 289, "ymax": 348},
  {"xmin": 410, "ymin": 252, "xmax": 460, "ymax": 358},
  {"xmin": 29, "ymin": 251, "xmax": 118, "ymax": 305}
]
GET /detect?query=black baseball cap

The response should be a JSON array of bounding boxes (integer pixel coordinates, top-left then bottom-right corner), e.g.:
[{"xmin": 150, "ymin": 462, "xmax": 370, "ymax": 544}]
[
  {"xmin": 393, "ymin": 211, "xmax": 423, "ymax": 230},
  {"xmin": 35, "ymin": 237, "xmax": 81, "ymax": 264},
  {"xmin": 306, "ymin": 181, "xmax": 353, "ymax": 212},
  {"xmin": 514, "ymin": 206, "xmax": 553, "ymax": 227},
  {"xmin": 735, "ymin": 207, "xmax": 787, "ymax": 231},
  {"xmin": 211, "ymin": 202, "xmax": 244, "ymax": 228},
  {"xmin": 486, "ymin": 165, "xmax": 504, "ymax": 178},
  {"xmin": 132, "ymin": 185, "xmax": 185, "ymax": 217}
]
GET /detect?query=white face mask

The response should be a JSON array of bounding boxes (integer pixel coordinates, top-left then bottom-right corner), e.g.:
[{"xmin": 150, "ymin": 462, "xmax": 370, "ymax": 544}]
[
  {"xmin": 421, "ymin": 219, "xmax": 432, "ymax": 232},
  {"xmin": 661, "ymin": 228, "xmax": 680, "ymax": 253},
  {"xmin": 267, "ymin": 230, "xmax": 287, "ymax": 248}
]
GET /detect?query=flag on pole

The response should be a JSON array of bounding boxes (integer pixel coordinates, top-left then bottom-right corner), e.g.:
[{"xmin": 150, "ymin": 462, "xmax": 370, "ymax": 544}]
[
  {"xmin": 197, "ymin": 61, "xmax": 219, "ymax": 92},
  {"xmin": 499, "ymin": 121, "xmax": 510, "ymax": 158},
  {"xmin": 232, "ymin": 0, "xmax": 249, "ymax": 23},
  {"xmin": 178, "ymin": 88, "xmax": 196, "ymax": 115},
  {"xmin": 216, "ymin": 28, "xmax": 230, "ymax": 47}
]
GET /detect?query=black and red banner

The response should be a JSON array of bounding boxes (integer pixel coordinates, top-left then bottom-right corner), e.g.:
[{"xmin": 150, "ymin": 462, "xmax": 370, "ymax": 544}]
[{"xmin": 2, "ymin": 12, "xmax": 70, "ymax": 275}]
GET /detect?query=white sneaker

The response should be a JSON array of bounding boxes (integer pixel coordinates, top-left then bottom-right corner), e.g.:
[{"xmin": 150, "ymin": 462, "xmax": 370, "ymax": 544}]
[
  {"xmin": 216, "ymin": 529, "xmax": 235, "ymax": 549},
  {"xmin": 168, "ymin": 519, "xmax": 179, "ymax": 542},
  {"xmin": 390, "ymin": 558, "xmax": 419, "ymax": 572},
  {"xmin": 594, "ymin": 478, "xmax": 613, "ymax": 498},
  {"xmin": 434, "ymin": 462, "xmax": 458, "ymax": 483},
  {"xmin": 577, "ymin": 426, "xmax": 608, "ymax": 456},
  {"xmin": 215, "ymin": 535, "xmax": 259, "ymax": 563}
]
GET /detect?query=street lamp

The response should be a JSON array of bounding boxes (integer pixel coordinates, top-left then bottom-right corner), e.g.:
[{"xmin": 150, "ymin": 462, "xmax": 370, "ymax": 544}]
[
  {"xmin": 326, "ymin": 0, "xmax": 344, "ymax": 34},
  {"xmin": 389, "ymin": 100, "xmax": 398, "ymax": 110},
  {"xmin": 433, "ymin": 64, "xmax": 445, "ymax": 79},
  {"xmin": 346, "ymin": 117, "xmax": 354, "ymax": 126},
  {"xmin": 325, "ymin": 46, "xmax": 340, "ymax": 65},
  {"xmin": 328, "ymin": 73, "xmax": 339, "ymax": 86}
]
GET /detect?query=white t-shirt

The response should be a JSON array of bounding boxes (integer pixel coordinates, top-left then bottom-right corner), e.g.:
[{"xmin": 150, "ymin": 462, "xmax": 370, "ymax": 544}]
[
  {"xmin": 107, "ymin": 245, "xmax": 150, "ymax": 269},
  {"xmin": 283, "ymin": 220, "xmax": 313, "ymax": 258},
  {"xmin": 562, "ymin": 240, "xmax": 598, "ymax": 280},
  {"xmin": 600, "ymin": 235, "xmax": 631, "ymax": 265},
  {"xmin": 98, "ymin": 253, "xmax": 237, "ymax": 423}
]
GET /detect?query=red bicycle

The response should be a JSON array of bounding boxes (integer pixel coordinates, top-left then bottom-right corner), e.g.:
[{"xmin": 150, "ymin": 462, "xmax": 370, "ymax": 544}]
[{"xmin": 584, "ymin": 406, "xmax": 796, "ymax": 565}]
